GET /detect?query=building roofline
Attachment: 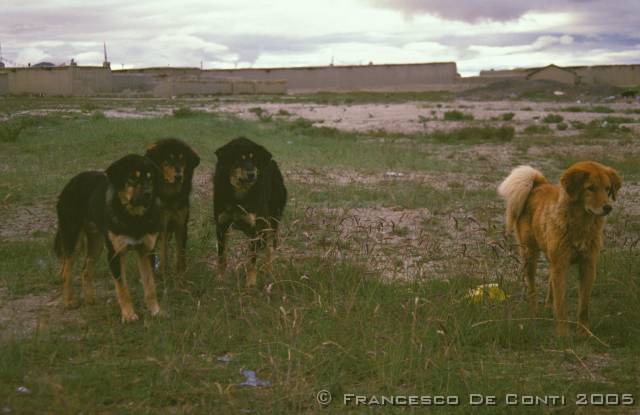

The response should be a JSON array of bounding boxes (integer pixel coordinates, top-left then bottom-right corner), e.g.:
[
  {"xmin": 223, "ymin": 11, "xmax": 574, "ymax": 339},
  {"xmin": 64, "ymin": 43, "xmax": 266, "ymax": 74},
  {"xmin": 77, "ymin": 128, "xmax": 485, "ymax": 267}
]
[{"xmin": 113, "ymin": 61, "xmax": 456, "ymax": 73}]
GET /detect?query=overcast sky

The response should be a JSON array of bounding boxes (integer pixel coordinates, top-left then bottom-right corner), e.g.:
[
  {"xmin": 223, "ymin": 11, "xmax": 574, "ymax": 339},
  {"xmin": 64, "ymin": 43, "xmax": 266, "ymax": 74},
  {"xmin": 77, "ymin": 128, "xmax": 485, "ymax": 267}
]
[{"xmin": 1, "ymin": 0, "xmax": 638, "ymax": 76}]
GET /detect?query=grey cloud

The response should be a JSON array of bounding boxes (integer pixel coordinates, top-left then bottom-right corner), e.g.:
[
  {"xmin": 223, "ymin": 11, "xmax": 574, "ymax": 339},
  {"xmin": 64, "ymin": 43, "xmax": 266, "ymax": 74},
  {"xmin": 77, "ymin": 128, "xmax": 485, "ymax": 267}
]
[{"xmin": 367, "ymin": 0, "xmax": 640, "ymax": 28}]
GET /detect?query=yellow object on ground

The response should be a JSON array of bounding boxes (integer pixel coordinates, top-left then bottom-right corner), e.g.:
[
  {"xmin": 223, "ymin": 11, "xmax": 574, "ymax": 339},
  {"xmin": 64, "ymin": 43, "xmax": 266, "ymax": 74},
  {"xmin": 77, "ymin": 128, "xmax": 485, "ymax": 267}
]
[{"xmin": 466, "ymin": 283, "xmax": 507, "ymax": 303}]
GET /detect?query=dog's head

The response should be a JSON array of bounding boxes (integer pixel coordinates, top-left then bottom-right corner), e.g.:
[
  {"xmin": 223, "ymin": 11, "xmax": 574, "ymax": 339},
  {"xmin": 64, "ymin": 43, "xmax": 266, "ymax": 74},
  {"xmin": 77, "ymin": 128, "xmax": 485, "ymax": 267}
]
[
  {"xmin": 145, "ymin": 138, "xmax": 200, "ymax": 188},
  {"xmin": 106, "ymin": 154, "xmax": 161, "ymax": 216},
  {"xmin": 561, "ymin": 161, "xmax": 622, "ymax": 216},
  {"xmin": 215, "ymin": 136, "xmax": 272, "ymax": 193}
]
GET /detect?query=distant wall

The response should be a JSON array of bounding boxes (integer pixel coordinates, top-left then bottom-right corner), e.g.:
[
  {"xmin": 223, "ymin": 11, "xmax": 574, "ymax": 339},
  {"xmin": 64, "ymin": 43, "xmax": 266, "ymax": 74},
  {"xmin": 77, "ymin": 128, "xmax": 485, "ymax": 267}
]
[
  {"xmin": 152, "ymin": 77, "xmax": 234, "ymax": 97},
  {"xmin": 528, "ymin": 67, "xmax": 577, "ymax": 85},
  {"xmin": 477, "ymin": 64, "xmax": 640, "ymax": 87},
  {"xmin": 112, "ymin": 72, "xmax": 157, "ymax": 94},
  {"xmin": 478, "ymin": 69, "xmax": 529, "ymax": 79},
  {"xmin": 0, "ymin": 73, "xmax": 8, "ymax": 95},
  {"xmin": 573, "ymin": 65, "xmax": 640, "ymax": 87},
  {"xmin": 204, "ymin": 62, "xmax": 457, "ymax": 92},
  {"xmin": 6, "ymin": 67, "xmax": 112, "ymax": 96},
  {"xmin": 71, "ymin": 67, "xmax": 113, "ymax": 95},
  {"xmin": 8, "ymin": 67, "xmax": 74, "ymax": 96}
]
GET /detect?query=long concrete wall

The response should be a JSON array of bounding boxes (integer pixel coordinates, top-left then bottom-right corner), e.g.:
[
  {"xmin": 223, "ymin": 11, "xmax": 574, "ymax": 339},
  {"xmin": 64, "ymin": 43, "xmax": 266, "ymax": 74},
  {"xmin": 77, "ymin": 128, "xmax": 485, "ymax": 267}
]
[
  {"xmin": 204, "ymin": 62, "xmax": 457, "ymax": 92},
  {"xmin": 479, "ymin": 64, "xmax": 640, "ymax": 87},
  {"xmin": 2, "ymin": 62, "xmax": 637, "ymax": 97},
  {"xmin": 5, "ymin": 66, "xmax": 112, "ymax": 96},
  {"xmin": 7, "ymin": 67, "xmax": 74, "ymax": 95},
  {"xmin": 0, "ymin": 73, "xmax": 8, "ymax": 95},
  {"xmin": 71, "ymin": 67, "xmax": 112, "ymax": 95},
  {"xmin": 573, "ymin": 65, "xmax": 640, "ymax": 87}
]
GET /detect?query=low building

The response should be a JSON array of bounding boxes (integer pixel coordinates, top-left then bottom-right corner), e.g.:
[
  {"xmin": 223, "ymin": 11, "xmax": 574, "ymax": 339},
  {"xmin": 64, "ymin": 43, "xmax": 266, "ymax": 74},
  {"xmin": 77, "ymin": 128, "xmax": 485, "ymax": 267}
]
[{"xmin": 526, "ymin": 64, "xmax": 579, "ymax": 85}]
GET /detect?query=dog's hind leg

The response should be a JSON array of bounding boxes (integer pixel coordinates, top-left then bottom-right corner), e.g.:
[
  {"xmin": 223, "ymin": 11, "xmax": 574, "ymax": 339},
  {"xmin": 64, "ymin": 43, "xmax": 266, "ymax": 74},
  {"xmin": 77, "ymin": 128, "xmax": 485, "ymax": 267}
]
[
  {"xmin": 549, "ymin": 257, "xmax": 570, "ymax": 337},
  {"xmin": 577, "ymin": 255, "xmax": 597, "ymax": 337},
  {"xmin": 136, "ymin": 246, "xmax": 161, "ymax": 317},
  {"xmin": 545, "ymin": 277, "xmax": 554, "ymax": 309},
  {"xmin": 521, "ymin": 244, "xmax": 540, "ymax": 314},
  {"xmin": 61, "ymin": 254, "xmax": 77, "ymax": 309},
  {"xmin": 175, "ymin": 209, "xmax": 189, "ymax": 276},
  {"xmin": 81, "ymin": 230, "xmax": 103, "ymax": 305},
  {"xmin": 265, "ymin": 230, "xmax": 275, "ymax": 274},
  {"xmin": 159, "ymin": 230, "xmax": 169, "ymax": 277},
  {"xmin": 246, "ymin": 233, "xmax": 266, "ymax": 288},
  {"xmin": 61, "ymin": 231, "xmax": 86, "ymax": 309}
]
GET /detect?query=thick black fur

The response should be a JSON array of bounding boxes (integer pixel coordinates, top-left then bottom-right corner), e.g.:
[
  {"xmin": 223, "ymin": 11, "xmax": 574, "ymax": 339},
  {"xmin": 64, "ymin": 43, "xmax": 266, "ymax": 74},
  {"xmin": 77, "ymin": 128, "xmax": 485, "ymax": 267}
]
[
  {"xmin": 145, "ymin": 138, "xmax": 200, "ymax": 275},
  {"xmin": 54, "ymin": 154, "xmax": 162, "ymax": 318},
  {"xmin": 55, "ymin": 155, "xmax": 162, "ymax": 265},
  {"xmin": 213, "ymin": 136, "xmax": 287, "ymax": 284}
]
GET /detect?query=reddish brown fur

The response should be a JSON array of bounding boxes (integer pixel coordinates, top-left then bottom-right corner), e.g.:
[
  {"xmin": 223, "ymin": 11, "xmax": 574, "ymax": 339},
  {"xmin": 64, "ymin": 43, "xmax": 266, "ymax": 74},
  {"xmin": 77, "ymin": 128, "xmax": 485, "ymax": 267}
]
[{"xmin": 498, "ymin": 161, "xmax": 621, "ymax": 336}]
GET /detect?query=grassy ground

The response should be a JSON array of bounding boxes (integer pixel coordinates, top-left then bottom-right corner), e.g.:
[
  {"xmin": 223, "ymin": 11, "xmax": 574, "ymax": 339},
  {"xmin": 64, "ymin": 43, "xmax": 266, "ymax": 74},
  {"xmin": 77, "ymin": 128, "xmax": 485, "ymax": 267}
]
[{"xmin": 0, "ymin": 99, "xmax": 639, "ymax": 414}]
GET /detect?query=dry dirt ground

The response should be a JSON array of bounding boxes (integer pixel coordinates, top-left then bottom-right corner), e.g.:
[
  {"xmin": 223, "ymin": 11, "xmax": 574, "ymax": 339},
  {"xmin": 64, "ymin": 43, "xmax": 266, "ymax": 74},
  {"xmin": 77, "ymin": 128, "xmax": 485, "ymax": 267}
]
[
  {"xmin": 210, "ymin": 100, "xmax": 640, "ymax": 134},
  {"xmin": 2, "ymin": 98, "xmax": 639, "ymax": 339}
]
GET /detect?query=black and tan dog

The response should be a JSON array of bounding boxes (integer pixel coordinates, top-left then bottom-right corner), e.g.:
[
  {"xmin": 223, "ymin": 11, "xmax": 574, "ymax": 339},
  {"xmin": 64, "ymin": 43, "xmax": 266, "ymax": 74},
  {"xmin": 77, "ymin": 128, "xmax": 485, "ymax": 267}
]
[
  {"xmin": 145, "ymin": 138, "xmax": 200, "ymax": 276},
  {"xmin": 213, "ymin": 137, "xmax": 287, "ymax": 287},
  {"xmin": 54, "ymin": 155, "xmax": 162, "ymax": 322}
]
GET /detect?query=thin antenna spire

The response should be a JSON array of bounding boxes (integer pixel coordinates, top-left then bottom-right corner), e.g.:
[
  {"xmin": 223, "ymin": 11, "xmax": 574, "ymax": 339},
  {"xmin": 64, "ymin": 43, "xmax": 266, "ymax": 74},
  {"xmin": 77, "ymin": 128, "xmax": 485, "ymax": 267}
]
[{"xmin": 102, "ymin": 42, "xmax": 111, "ymax": 69}]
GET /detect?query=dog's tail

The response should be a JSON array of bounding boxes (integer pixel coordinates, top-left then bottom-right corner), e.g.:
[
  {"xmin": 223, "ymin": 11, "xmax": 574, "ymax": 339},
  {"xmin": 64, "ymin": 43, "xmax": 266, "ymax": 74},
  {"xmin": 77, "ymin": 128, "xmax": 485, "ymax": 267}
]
[{"xmin": 498, "ymin": 166, "xmax": 548, "ymax": 232}]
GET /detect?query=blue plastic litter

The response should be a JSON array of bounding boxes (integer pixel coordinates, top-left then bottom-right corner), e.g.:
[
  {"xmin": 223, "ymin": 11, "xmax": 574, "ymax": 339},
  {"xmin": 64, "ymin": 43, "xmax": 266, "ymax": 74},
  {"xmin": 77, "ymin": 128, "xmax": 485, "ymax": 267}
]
[{"xmin": 239, "ymin": 369, "xmax": 270, "ymax": 387}]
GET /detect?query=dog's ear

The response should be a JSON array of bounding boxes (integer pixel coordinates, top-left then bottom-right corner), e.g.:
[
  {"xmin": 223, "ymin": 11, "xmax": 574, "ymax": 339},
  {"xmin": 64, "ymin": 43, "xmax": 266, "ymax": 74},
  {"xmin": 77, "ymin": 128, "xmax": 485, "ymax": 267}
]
[
  {"xmin": 148, "ymin": 158, "xmax": 163, "ymax": 192},
  {"xmin": 561, "ymin": 167, "xmax": 589, "ymax": 200},
  {"xmin": 105, "ymin": 158, "xmax": 125, "ymax": 187},
  {"xmin": 607, "ymin": 167, "xmax": 622, "ymax": 200},
  {"xmin": 145, "ymin": 143, "xmax": 160, "ymax": 163},
  {"xmin": 253, "ymin": 143, "xmax": 273, "ymax": 168},
  {"xmin": 184, "ymin": 144, "xmax": 200, "ymax": 170},
  {"xmin": 214, "ymin": 142, "xmax": 232, "ymax": 163}
]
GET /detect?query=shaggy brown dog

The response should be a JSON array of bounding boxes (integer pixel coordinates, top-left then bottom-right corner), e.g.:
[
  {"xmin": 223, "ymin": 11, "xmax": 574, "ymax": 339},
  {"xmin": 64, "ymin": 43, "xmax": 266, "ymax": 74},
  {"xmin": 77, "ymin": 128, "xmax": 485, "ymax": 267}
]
[
  {"xmin": 498, "ymin": 161, "xmax": 621, "ymax": 336},
  {"xmin": 145, "ymin": 138, "xmax": 200, "ymax": 276}
]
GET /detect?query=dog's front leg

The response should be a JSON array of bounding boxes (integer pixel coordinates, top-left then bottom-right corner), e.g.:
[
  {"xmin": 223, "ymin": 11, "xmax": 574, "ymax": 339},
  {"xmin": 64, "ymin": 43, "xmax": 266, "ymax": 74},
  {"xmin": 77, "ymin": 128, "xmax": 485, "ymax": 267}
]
[
  {"xmin": 136, "ymin": 246, "xmax": 161, "ymax": 317},
  {"xmin": 577, "ymin": 255, "xmax": 597, "ymax": 337},
  {"xmin": 216, "ymin": 219, "xmax": 231, "ymax": 279},
  {"xmin": 108, "ymin": 248, "xmax": 138, "ymax": 323},
  {"xmin": 549, "ymin": 257, "xmax": 570, "ymax": 336}
]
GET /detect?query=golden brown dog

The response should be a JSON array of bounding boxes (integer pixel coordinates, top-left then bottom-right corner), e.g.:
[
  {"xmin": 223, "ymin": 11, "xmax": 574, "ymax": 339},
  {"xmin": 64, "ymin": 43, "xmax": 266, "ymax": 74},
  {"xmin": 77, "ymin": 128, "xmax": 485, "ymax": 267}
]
[{"xmin": 498, "ymin": 161, "xmax": 621, "ymax": 336}]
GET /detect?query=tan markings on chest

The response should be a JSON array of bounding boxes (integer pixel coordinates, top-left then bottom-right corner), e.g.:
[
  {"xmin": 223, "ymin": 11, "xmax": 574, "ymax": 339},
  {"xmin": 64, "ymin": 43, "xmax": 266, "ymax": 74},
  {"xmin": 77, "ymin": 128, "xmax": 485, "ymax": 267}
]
[
  {"xmin": 108, "ymin": 231, "xmax": 158, "ymax": 254},
  {"xmin": 219, "ymin": 209, "xmax": 256, "ymax": 227}
]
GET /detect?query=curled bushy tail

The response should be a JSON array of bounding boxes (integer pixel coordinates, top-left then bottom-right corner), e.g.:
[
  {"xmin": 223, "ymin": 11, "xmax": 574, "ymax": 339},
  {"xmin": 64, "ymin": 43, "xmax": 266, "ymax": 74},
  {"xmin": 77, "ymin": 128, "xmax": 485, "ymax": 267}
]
[{"xmin": 498, "ymin": 166, "xmax": 548, "ymax": 232}]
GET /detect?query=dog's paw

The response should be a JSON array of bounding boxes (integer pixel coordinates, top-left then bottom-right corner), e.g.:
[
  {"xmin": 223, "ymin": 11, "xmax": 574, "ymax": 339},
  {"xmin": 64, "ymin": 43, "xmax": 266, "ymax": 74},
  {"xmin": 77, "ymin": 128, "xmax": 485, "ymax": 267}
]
[
  {"xmin": 83, "ymin": 291, "xmax": 97, "ymax": 305},
  {"xmin": 246, "ymin": 269, "xmax": 257, "ymax": 288},
  {"xmin": 63, "ymin": 299, "xmax": 81, "ymax": 310},
  {"xmin": 121, "ymin": 310, "xmax": 139, "ymax": 323},
  {"xmin": 149, "ymin": 304, "xmax": 162, "ymax": 317}
]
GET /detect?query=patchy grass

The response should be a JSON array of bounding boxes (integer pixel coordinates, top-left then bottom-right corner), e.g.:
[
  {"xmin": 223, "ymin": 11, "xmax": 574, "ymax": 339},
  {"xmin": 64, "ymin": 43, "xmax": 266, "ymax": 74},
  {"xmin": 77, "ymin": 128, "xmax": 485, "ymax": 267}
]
[
  {"xmin": 543, "ymin": 114, "xmax": 564, "ymax": 124},
  {"xmin": 523, "ymin": 124, "xmax": 552, "ymax": 134},
  {"xmin": 172, "ymin": 106, "xmax": 199, "ymax": 118},
  {"xmin": 278, "ymin": 90, "xmax": 454, "ymax": 105},
  {"xmin": 443, "ymin": 110, "xmax": 474, "ymax": 121},
  {"xmin": 1, "ymin": 100, "xmax": 639, "ymax": 414},
  {"xmin": 558, "ymin": 106, "xmax": 615, "ymax": 114}
]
